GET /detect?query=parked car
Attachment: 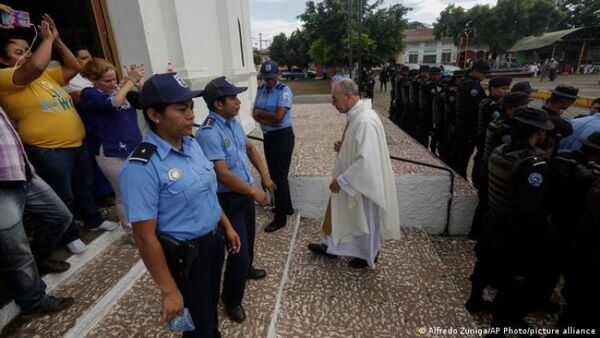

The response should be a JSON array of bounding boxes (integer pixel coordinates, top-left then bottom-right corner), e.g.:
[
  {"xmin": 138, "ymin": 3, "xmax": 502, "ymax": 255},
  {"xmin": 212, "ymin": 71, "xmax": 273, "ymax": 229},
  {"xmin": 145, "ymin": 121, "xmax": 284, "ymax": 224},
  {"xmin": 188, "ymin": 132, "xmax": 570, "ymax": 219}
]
[
  {"xmin": 440, "ymin": 64, "xmax": 462, "ymax": 76},
  {"xmin": 282, "ymin": 68, "xmax": 306, "ymax": 80}
]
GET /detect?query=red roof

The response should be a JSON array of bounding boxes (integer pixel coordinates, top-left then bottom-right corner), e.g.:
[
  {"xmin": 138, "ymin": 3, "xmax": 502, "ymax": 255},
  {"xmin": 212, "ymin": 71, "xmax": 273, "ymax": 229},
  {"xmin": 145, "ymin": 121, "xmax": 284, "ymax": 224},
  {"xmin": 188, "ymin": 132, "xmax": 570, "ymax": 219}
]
[{"xmin": 404, "ymin": 28, "xmax": 434, "ymax": 43}]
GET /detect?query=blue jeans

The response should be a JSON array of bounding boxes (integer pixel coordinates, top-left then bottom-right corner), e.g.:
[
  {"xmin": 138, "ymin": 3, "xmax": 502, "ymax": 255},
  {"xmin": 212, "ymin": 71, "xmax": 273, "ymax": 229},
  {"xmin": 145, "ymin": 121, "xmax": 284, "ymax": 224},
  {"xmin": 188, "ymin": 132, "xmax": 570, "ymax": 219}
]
[
  {"xmin": 25, "ymin": 145, "xmax": 104, "ymax": 244},
  {"xmin": 0, "ymin": 176, "xmax": 71, "ymax": 310}
]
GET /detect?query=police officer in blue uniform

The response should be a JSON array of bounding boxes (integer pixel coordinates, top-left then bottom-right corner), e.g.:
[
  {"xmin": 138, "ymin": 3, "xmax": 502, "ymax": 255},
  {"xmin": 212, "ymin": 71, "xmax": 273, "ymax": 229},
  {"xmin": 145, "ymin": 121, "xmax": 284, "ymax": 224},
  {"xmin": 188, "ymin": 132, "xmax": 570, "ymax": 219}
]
[
  {"xmin": 120, "ymin": 73, "xmax": 241, "ymax": 338},
  {"xmin": 195, "ymin": 76, "xmax": 275, "ymax": 323},
  {"xmin": 252, "ymin": 60, "xmax": 295, "ymax": 232}
]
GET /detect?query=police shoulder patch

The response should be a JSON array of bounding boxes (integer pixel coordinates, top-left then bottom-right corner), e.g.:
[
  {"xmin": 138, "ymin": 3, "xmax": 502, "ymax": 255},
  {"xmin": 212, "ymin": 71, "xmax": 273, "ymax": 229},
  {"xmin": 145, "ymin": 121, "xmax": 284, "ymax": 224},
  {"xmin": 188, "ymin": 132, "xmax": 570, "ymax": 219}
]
[
  {"xmin": 528, "ymin": 172, "xmax": 543, "ymax": 187},
  {"xmin": 470, "ymin": 88, "xmax": 479, "ymax": 97},
  {"xmin": 202, "ymin": 117, "xmax": 216, "ymax": 129},
  {"xmin": 129, "ymin": 142, "xmax": 157, "ymax": 164}
]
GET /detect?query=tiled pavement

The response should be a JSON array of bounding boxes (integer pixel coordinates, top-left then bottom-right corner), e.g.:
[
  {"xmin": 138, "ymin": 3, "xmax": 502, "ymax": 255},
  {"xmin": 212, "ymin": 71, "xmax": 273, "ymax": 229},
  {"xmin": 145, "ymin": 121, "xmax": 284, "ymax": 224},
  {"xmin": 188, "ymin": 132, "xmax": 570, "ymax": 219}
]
[
  {"xmin": 87, "ymin": 208, "xmax": 300, "ymax": 338},
  {"xmin": 1, "ymin": 208, "xmax": 562, "ymax": 337}
]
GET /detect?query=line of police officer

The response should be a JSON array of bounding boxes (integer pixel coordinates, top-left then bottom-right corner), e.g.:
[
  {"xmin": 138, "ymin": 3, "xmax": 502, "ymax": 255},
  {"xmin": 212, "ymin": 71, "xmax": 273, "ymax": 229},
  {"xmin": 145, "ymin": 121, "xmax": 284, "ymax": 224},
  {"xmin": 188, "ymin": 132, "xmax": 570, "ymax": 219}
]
[{"xmin": 390, "ymin": 61, "xmax": 599, "ymax": 334}]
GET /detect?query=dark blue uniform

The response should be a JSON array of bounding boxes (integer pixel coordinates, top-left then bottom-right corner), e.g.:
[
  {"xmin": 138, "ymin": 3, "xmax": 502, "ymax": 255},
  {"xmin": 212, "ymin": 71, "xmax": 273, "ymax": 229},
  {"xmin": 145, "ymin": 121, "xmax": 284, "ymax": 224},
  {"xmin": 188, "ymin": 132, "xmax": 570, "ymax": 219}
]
[
  {"xmin": 120, "ymin": 131, "xmax": 224, "ymax": 337},
  {"xmin": 254, "ymin": 82, "xmax": 295, "ymax": 228},
  {"xmin": 196, "ymin": 112, "xmax": 256, "ymax": 310}
]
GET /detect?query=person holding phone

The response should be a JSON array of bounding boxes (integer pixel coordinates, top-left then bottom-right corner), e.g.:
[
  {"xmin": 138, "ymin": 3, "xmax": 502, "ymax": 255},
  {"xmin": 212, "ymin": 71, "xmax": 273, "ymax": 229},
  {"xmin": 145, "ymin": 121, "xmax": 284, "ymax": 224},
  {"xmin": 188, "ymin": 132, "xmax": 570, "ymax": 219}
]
[
  {"xmin": 120, "ymin": 73, "xmax": 241, "ymax": 337},
  {"xmin": 0, "ymin": 14, "xmax": 119, "ymax": 255}
]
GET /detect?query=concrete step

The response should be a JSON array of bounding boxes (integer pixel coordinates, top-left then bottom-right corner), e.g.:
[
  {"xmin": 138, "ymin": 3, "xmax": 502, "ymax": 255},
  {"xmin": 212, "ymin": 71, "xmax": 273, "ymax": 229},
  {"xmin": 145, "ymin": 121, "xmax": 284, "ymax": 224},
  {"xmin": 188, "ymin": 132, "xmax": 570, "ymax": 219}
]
[
  {"xmin": 0, "ymin": 230, "xmax": 137, "ymax": 337},
  {"xmin": 273, "ymin": 220, "xmax": 477, "ymax": 337},
  {"xmin": 84, "ymin": 207, "xmax": 301, "ymax": 337}
]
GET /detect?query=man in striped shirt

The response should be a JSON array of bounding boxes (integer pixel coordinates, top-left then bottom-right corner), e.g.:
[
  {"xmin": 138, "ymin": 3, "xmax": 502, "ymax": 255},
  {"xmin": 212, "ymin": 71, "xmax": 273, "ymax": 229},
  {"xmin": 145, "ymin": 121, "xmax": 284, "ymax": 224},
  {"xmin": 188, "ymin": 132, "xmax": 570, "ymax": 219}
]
[{"xmin": 0, "ymin": 106, "xmax": 75, "ymax": 317}]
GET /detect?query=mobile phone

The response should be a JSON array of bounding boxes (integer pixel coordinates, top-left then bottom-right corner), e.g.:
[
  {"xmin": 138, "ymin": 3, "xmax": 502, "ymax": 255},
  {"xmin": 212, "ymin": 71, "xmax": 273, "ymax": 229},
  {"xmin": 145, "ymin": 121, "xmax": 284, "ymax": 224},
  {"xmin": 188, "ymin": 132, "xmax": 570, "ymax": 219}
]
[{"xmin": 1, "ymin": 10, "xmax": 31, "ymax": 28}]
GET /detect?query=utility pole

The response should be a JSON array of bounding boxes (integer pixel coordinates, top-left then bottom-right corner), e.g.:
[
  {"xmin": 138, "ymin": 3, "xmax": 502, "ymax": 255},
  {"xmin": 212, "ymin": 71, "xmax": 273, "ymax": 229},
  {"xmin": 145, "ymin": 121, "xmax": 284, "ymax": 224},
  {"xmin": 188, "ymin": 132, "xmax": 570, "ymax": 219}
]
[
  {"xmin": 348, "ymin": 0, "xmax": 353, "ymax": 78},
  {"xmin": 258, "ymin": 33, "xmax": 269, "ymax": 62},
  {"xmin": 357, "ymin": 0, "xmax": 362, "ymax": 85}
]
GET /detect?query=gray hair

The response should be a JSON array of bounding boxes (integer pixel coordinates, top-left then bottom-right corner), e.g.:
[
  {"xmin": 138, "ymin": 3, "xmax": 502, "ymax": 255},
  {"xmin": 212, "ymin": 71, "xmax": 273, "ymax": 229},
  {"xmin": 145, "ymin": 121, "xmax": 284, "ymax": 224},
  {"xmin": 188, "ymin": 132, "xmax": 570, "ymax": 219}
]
[{"xmin": 333, "ymin": 78, "xmax": 359, "ymax": 96}]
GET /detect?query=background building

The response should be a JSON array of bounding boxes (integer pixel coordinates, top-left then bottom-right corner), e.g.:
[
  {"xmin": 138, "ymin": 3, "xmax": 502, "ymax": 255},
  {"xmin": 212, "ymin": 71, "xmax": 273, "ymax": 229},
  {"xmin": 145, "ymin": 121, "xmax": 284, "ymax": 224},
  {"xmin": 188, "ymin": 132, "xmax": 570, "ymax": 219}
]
[{"xmin": 398, "ymin": 27, "xmax": 457, "ymax": 65}]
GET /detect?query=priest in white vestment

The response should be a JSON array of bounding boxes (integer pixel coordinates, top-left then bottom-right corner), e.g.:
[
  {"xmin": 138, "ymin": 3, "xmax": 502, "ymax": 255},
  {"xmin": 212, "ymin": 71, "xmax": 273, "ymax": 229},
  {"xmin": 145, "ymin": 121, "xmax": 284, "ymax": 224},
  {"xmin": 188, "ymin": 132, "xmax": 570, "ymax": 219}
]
[{"xmin": 308, "ymin": 79, "xmax": 401, "ymax": 268}]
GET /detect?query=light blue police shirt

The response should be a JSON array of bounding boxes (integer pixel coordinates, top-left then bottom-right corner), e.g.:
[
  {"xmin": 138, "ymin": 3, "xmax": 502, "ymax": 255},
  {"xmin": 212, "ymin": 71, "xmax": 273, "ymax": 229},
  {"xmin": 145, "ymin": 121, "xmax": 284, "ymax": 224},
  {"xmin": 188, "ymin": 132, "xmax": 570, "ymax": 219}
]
[
  {"xmin": 195, "ymin": 111, "xmax": 253, "ymax": 193},
  {"xmin": 560, "ymin": 113, "xmax": 600, "ymax": 150},
  {"xmin": 119, "ymin": 130, "xmax": 221, "ymax": 241},
  {"xmin": 254, "ymin": 82, "xmax": 293, "ymax": 133}
]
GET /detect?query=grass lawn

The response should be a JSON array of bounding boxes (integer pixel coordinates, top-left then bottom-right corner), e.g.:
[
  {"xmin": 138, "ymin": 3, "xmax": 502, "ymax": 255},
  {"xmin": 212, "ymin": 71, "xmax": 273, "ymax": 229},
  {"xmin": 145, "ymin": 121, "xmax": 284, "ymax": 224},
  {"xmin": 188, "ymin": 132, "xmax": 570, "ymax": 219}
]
[{"xmin": 282, "ymin": 78, "xmax": 332, "ymax": 95}]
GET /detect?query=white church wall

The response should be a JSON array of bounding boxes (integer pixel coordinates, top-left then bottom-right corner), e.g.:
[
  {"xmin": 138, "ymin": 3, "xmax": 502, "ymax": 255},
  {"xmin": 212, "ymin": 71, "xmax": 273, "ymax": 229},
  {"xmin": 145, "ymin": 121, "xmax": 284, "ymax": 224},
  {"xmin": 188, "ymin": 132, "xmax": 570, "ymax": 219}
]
[{"xmin": 105, "ymin": 0, "xmax": 257, "ymax": 133}]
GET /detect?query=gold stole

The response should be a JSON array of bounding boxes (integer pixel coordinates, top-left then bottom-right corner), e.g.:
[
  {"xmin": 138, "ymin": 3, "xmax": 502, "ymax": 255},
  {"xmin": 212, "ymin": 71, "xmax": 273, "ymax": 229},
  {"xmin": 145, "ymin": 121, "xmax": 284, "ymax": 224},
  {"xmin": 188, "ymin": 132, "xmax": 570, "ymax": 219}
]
[{"xmin": 322, "ymin": 120, "xmax": 350, "ymax": 236}]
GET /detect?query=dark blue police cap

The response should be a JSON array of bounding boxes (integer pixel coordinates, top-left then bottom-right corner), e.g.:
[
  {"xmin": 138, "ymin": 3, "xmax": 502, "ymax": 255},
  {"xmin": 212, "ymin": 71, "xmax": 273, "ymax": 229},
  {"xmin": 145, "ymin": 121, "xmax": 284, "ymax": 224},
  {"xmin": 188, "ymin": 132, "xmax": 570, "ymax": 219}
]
[
  {"xmin": 260, "ymin": 60, "xmax": 280, "ymax": 79},
  {"xmin": 471, "ymin": 59, "xmax": 491, "ymax": 73},
  {"xmin": 140, "ymin": 73, "xmax": 203, "ymax": 109},
  {"xmin": 203, "ymin": 76, "xmax": 248, "ymax": 105},
  {"xmin": 499, "ymin": 92, "xmax": 531, "ymax": 108},
  {"xmin": 489, "ymin": 76, "xmax": 512, "ymax": 88},
  {"xmin": 511, "ymin": 81, "xmax": 537, "ymax": 94},
  {"xmin": 512, "ymin": 107, "xmax": 554, "ymax": 131}
]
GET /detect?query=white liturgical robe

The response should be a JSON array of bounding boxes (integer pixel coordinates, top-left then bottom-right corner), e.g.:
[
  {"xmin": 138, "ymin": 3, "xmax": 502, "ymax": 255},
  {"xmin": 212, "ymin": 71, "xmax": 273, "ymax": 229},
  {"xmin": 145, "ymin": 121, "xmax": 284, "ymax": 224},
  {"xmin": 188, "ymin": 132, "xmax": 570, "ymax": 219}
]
[{"xmin": 322, "ymin": 100, "xmax": 401, "ymax": 267}]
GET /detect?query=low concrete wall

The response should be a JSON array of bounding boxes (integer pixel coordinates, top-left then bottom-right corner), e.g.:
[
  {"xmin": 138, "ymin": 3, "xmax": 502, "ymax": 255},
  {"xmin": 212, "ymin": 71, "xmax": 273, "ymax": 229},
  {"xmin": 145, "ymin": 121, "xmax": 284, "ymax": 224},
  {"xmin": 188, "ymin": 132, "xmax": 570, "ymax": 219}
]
[{"xmin": 279, "ymin": 174, "xmax": 475, "ymax": 235}]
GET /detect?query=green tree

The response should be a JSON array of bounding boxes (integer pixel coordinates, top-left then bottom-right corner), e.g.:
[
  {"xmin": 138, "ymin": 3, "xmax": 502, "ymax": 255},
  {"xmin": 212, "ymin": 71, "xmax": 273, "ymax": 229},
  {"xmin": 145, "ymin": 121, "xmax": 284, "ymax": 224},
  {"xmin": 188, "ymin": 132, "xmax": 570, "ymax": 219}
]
[
  {"xmin": 433, "ymin": 5, "xmax": 469, "ymax": 45},
  {"xmin": 434, "ymin": 0, "xmax": 566, "ymax": 54},
  {"xmin": 286, "ymin": 29, "xmax": 311, "ymax": 69},
  {"xmin": 555, "ymin": 0, "xmax": 600, "ymax": 28},
  {"xmin": 408, "ymin": 21, "xmax": 428, "ymax": 30},
  {"xmin": 269, "ymin": 33, "xmax": 288, "ymax": 67},
  {"xmin": 253, "ymin": 48, "xmax": 262, "ymax": 66},
  {"xmin": 299, "ymin": 0, "xmax": 409, "ymax": 67}
]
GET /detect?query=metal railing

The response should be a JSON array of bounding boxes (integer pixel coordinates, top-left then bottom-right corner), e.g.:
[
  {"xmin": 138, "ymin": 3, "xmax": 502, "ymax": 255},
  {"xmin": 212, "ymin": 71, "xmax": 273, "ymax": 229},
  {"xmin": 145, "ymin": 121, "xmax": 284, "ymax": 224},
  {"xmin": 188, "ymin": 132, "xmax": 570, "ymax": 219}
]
[
  {"xmin": 389, "ymin": 155, "xmax": 454, "ymax": 236},
  {"xmin": 248, "ymin": 134, "xmax": 455, "ymax": 236}
]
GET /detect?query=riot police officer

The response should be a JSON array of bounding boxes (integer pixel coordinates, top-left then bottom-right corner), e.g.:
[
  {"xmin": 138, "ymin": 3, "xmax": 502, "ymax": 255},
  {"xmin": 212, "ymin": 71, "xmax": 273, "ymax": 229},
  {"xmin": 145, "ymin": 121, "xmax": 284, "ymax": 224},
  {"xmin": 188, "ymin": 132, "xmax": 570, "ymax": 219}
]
[
  {"xmin": 558, "ymin": 138, "xmax": 600, "ymax": 331},
  {"xmin": 469, "ymin": 92, "xmax": 530, "ymax": 240},
  {"xmin": 473, "ymin": 76, "xmax": 512, "ymax": 189},
  {"xmin": 252, "ymin": 60, "xmax": 295, "ymax": 232},
  {"xmin": 541, "ymin": 85, "xmax": 579, "ymax": 121},
  {"xmin": 120, "ymin": 73, "xmax": 241, "ymax": 337},
  {"xmin": 486, "ymin": 107, "xmax": 554, "ymax": 331},
  {"xmin": 416, "ymin": 67, "xmax": 441, "ymax": 149},
  {"xmin": 453, "ymin": 60, "xmax": 489, "ymax": 178},
  {"xmin": 430, "ymin": 69, "xmax": 447, "ymax": 155},
  {"xmin": 397, "ymin": 66, "xmax": 412, "ymax": 130},
  {"xmin": 196, "ymin": 77, "xmax": 275, "ymax": 323},
  {"xmin": 438, "ymin": 70, "xmax": 465, "ymax": 166},
  {"xmin": 405, "ymin": 66, "xmax": 428, "ymax": 138}
]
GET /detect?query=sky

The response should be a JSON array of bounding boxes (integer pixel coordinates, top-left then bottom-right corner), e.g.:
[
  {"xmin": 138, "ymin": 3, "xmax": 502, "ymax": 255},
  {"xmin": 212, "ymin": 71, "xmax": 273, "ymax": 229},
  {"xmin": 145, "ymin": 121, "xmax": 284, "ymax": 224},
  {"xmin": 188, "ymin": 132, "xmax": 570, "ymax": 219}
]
[{"xmin": 250, "ymin": 0, "xmax": 497, "ymax": 48}]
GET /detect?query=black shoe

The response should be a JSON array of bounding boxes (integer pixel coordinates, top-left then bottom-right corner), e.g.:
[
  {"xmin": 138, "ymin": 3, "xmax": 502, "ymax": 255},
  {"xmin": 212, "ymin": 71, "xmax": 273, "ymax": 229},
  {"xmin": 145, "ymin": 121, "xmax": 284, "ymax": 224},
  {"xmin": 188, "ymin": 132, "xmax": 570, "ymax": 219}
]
[
  {"xmin": 247, "ymin": 267, "xmax": 267, "ymax": 280},
  {"xmin": 465, "ymin": 297, "xmax": 493, "ymax": 313},
  {"xmin": 21, "ymin": 296, "xmax": 74, "ymax": 318},
  {"xmin": 264, "ymin": 220, "xmax": 286, "ymax": 233},
  {"xmin": 348, "ymin": 258, "xmax": 369, "ymax": 269},
  {"xmin": 226, "ymin": 305, "xmax": 246, "ymax": 323},
  {"xmin": 307, "ymin": 243, "xmax": 337, "ymax": 258},
  {"xmin": 38, "ymin": 259, "xmax": 71, "ymax": 275}
]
